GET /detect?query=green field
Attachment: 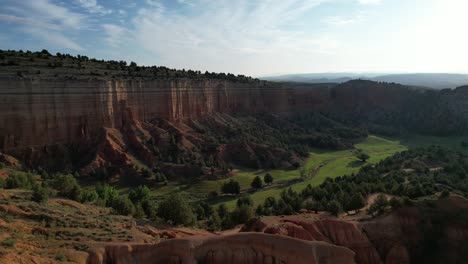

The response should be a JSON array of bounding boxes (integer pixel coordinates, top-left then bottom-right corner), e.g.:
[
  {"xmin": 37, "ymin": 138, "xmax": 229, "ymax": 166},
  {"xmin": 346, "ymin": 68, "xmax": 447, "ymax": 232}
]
[{"xmin": 149, "ymin": 134, "xmax": 468, "ymax": 210}]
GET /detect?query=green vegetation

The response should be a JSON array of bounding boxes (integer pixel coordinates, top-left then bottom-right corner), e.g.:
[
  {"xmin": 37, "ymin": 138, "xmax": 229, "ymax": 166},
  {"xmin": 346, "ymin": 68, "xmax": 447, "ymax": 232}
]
[
  {"xmin": 5, "ymin": 172, "xmax": 35, "ymax": 189},
  {"xmin": 1, "ymin": 237, "xmax": 16, "ymax": 248},
  {"xmin": 367, "ymin": 194, "xmax": 389, "ymax": 217},
  {"xmin": 157, "ymin": 194, "xmax": 196, "ymax": 226},
  {"xmin": 31, "ymin": 183, "xmax": 49, "ymax": 204},
  {"xmin": 264, "ymin": 173, "xmax": 273, "ymax": 184},
  {"xmin": 251, "ymin": 176, "xmax": 263, "ymax": 189}
]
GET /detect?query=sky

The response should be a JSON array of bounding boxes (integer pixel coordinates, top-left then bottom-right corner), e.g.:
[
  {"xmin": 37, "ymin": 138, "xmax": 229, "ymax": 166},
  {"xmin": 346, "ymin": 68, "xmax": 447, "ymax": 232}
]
[{"xmin": 0, "ymin": 0, "xmax": 467, "ymax": 76}]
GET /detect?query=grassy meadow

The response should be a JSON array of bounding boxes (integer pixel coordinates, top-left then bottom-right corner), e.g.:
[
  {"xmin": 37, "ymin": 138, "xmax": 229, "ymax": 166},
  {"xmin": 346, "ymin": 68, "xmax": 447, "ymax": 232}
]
[{"xmin": 148, "ymin": 134, "xmax": 468, "ymax": 210}]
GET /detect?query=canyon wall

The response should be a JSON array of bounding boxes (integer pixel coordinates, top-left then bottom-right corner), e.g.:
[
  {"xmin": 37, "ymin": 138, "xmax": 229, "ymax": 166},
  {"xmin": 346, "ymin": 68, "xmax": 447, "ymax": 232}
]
[{"xmin": 0, "ymin": 78, "xmax": 295, "ymax": 152}]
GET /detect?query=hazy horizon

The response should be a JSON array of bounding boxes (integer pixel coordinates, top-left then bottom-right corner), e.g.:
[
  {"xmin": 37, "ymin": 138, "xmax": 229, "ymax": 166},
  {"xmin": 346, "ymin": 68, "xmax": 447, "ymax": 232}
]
[{"xmin": 1, "ymin": 0, "xmax": 467, "ymax": 76}]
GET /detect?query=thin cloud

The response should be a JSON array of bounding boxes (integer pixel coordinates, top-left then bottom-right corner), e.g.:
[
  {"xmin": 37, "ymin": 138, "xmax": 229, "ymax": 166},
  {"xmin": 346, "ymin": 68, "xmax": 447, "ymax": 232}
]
[
  {"xmin": 102, "ymin": 24, "xmax": 126, "ymax": 47},
  {"xmin": 358, "ymin": 0, "xmax": 382, "ymax": 5},
  {"xmin": 132, "ymin": 0, "xmax": 336, "ymax": 74},
  {"xmin": 1, "ymin": 0, "xmax": 85, "ymax": 51},
  {"xmin": 76, "ymin": 0, "xmax": 112, "ymax": 15},
  {"xmin": 26, "ymin": 27, "xmax": 84, "ymax": 51}
]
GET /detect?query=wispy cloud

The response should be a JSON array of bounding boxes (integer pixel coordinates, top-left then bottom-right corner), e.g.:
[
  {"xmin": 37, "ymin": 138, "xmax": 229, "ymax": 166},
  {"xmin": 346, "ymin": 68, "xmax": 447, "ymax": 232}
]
[
  {"xmin": 26, "ymin": 27, "xmax": 84, "ymax": 51},
  {"xmin": 76, "ymin": 0, "xmax": 112, "ymax": 15},
  {"xmin": 132, "ymin": 0, "xmax": 336, "ymax": 73},
  {"xmin": 358, "ymin": 0, "xmax": 382, "ymax": 5},
  {"xmin": 102, "ymin": 24, "xmax": 126, "ymax": 47},
  {"xmin": 1, "ymin": 0, "xmax": 85, "ymax": 51}
]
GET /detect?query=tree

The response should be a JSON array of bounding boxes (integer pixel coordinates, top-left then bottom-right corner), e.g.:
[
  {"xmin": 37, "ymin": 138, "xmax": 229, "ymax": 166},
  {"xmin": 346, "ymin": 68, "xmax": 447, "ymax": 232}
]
[
  {"xmin": 367, "ymin": 194, "xmax": 388, "ymax": 216},
  {"xmin": 299, "ymin": 167, "xmax": 308, "ymax": 179},
  {"xmin": 129, "ymin": 185, "xmax": 151, "ymax": 204},
  {"xmin": 237, "ymin": 195, "xmax": 253, "ymax": 207},
  {"xmin": 217, "ymin": 204, "xmax": 228, "ymax": 219},
  {"xmin": 112, "ymin": 195, "xmax": 135, "ymax": 216},
  {"xmin": 346, "ymin": 193, "xmax": 366, "ymax": 213},
  {"xmin": 32, "ymin": 184, "xmax": 48, "ymax": 204},
  {"xmin": 52, "ymin": 174, "xmax": 81, "ymax": 201},
  {"xmin": 327, "ymin": 200, "xmax": 343, "ymax": 216},
  {"xmin": 389, "ymin": 197, "xmax": 402, "ymax": 209},
  {"xmin": 221, "ymin": 179, "xmax": 240, "ymax": 195},
  {"xmin": 157, "ymin": 193, "xmax": 196, "ymax": 226},
  {"xmin": 232, "ymin": 204, "xmax": 253, "ymax": 224},
  {"xmin": 79, "ymin": 189, "xmax": 98, "ymax": 203},
  {"xmin": 207, "ymin": 211, "xmax": 222, "ymax": 231},
  {"xmin": 96, "ymin": 184, "xmax": 118, "ymax": 207},
  {"xmin": 251, "ymin": 176, "xmax": 263, "ymax": 189},
  {"xmin": 357, "ymin": 152, "xmax": 370, "ymax": 163},
  {"xmin": 6, "ymin": 172, "xmax": 35, "ymax": 189},
  {"xmin": 439, "ymin": 189, "xmax": 450, "ymax": 199},
  {"xmin": 264, "ymin": 173, "xmax": 273, "ymax": 184}
]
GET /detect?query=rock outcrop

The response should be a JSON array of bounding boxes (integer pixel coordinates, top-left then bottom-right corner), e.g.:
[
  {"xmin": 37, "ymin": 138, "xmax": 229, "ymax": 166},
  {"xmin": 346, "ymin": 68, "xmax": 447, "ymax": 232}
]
[
  {"xmin": 0, "ymin": 78, "xmax": 289, "ymax": 151},
  {"xmin": 242, "ymin": 196, "xmax": 468, "ymax": 264},
  {"xmin": 87, "ymin": 232, "xmax": 355, "ymax": 264}
]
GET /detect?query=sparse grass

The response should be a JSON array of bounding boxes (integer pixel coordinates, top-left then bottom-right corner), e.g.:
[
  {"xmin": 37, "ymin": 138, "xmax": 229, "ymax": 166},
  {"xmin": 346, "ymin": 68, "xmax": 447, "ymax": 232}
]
[{"xmin": 1, "ymin": 237, "xmax": 16, "ymax": 248}]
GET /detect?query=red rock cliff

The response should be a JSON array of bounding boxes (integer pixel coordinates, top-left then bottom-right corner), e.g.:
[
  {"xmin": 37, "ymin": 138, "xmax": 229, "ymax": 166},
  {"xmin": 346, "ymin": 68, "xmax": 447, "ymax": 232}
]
[{"xmin": 0, "ymin": 78, "xmax": 291, "ymax": 151}]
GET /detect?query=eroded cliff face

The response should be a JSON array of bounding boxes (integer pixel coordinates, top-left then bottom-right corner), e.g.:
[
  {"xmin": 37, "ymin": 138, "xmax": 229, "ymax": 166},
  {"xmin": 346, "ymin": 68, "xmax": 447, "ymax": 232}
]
[
  {"xmin": 0, "ymin": 78, "xmax": 290, "ymax": 151},
  {"xmin": 242, "ymin": 196, "xmax": 468, "ymax": 264},
  {"xmin": 87, "ymin": 233, "xmax": 355, "ymax": 264}
]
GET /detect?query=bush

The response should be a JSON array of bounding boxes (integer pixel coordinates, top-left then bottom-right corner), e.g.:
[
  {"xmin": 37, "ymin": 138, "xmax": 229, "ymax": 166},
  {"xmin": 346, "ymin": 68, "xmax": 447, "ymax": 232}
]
[
  {"xmin": 367, "ymin": 194, "xmax": 388, "ymax": 216},
  {"xmin": 346, "ymin": 193, "xmax": 365, "ymax": 213},
  {"xmin": 32, "ymin": 184, "xmax": 49, "ymax": 204},
  {"xmin": 251, "ymin": 176, "xmax": 263, "ymax": 189},
  {"xmin": 79, "ymin": 189, "xmax": 98, "ymax": 203},
  {"xmin": 157, "ymin": 194, "xmax": 196, "ymax": 226},
  {"xmin": 52, "ymin": 174, "xmax": 81, "ymax": 200},
  {"xmin": 264, "ymin": 173, "xmax": 273, "ymax": 184},
  {"xmin": 439, "ymin": 189, "xmax": 450, "ymax": 199},
  {"xmin": 389, "ymin": 197, "xmax": 402, "ymax": 209},
  {"xmin": 1, "ymin": 237, "xmax": 16, "ymax": 248},
  {"xmin": 112, "ymin": 195, "xmax": 135, "ymax": 216},
  {"xmin": 207, "ymin": 211, "xmax": 222, "ymax": 231},
  {"xmin": 6, "ymin": 172, "xmax": 35, "ymax": 189},
  {"xmin": 327, "ymin": 200, "xmax": 343, "ymax": 216},
  {"xmin": 236, "ymin": 195, "xmax": 253, "ymax": 207},
  {"xmin": 128, "ymin": 185, "xmax": 151, "ymax": 204},
  {"xmin": 96, "ymin": 184, "xmax": 118, "ymax": 206},
  {"xmin": 221, "ymin": 179, "xmax": 240, "ymax": 195}
]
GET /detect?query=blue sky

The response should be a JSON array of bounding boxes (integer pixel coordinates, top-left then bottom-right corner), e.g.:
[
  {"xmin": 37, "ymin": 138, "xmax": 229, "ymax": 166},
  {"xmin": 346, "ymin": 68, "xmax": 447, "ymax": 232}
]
[{"xmin": 0, "ymin": 0, "xmax": 467, "ymax": 76}]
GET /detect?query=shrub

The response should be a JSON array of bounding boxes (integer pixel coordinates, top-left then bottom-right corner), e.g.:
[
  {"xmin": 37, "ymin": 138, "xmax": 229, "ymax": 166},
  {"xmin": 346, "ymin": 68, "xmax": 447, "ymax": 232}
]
[
  {"xmin": 346, "ymin": 193, "xmax": 366, "ymax": 213},
  {"xmin": 112, "ymin": 195, "xmax": 135, "ymax": 216},
  {"xmin": 264, "ymin": 173, "xmax": 273, "ymax": 184},
  {"xmin": 157, "ymin": 194, "xmax": 196, "ymax": 226},
  {"xmin": 221, "ymin": 179, "xmax": 240, "ymax": 195},
  {"xmin": 128, "ymin": 185, "xmax": 151, "ymax": 204},
  {"xmin": 251, "ymin": 176, "xmax": 263, "ymax": 189},
  {"xmin": 79, "ymin": 189, "xmax": 98, "ymax": 203},
  {"xmin": 96, "ymin": 184, "xmax": 118, "ymax": 206},
  {"xmin": 52, "ymin": 174, "xmax": 81, "ymax": 200},
  {"xmin": 207, "ymin": 211, "xmax": 222, "ymax": 231},
  {"xmin": 367, "ymin": 194, "xmax": 388, "ymax": 216},
  {"xmin": 6, "ymin": 172, "xmax": 35, "ymax": 189},
  {"xmin": 32, "ymin": 184, "xmax": 49, "ymax": 204},
  {"xmin": 1, "ymin": 237, "xmax": 16, "ymax": 248},
  {"xmin": 236, "ymin": 195, "xmax": 253, "ymax": 207},
  {"xmin": 439, "ymin": 189, "xmax": 450, "ymax": 199},
  {"xmin": 231, "ymin": 204, "xmax": 254, "ymax": 224},
  {"xmin": 327, "ymin": 200, "xmax": 343, "ymax": 216}
]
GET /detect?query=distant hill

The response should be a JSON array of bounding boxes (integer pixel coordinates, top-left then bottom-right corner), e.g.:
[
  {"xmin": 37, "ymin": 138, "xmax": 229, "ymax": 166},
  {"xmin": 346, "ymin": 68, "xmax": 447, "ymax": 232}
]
[{"xmin": 262, "ymin": 73, "xmax": 468, "ymax": 89}]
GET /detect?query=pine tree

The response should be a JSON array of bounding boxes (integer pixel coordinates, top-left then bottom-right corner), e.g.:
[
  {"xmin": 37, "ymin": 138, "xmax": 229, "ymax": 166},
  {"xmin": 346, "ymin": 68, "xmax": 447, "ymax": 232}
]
[{"xmin": 251, "ymin": 176, "xmax": 263, "ymax": 189}]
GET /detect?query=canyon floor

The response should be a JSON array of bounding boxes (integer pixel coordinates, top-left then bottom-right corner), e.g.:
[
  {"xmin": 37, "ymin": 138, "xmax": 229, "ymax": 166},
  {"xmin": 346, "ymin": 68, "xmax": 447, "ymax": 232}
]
[{"xmin": 1, "ymin": 135, "xmax": 468, "ymax": 263}]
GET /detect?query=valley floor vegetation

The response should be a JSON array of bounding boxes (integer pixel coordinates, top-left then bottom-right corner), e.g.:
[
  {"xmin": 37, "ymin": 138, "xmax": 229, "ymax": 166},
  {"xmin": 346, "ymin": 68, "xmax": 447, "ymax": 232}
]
[{"xmin": 2, "ymin": 135, "xmax": 468, "ymax": 231}]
